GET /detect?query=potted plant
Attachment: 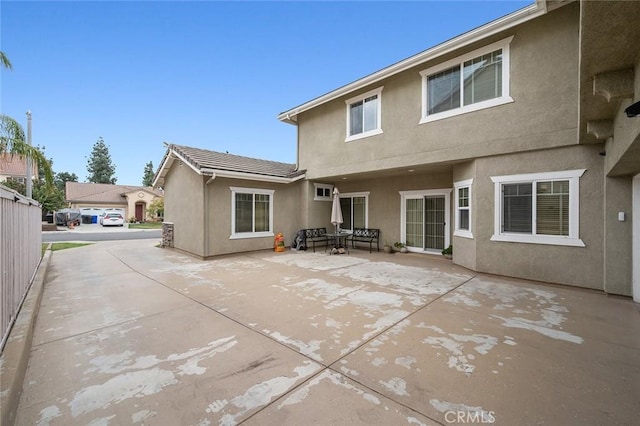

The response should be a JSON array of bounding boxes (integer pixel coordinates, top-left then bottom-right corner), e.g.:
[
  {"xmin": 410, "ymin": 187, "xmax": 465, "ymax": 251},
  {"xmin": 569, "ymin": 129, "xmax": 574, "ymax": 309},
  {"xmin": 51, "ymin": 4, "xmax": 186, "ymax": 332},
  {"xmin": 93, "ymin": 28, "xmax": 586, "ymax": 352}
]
[
  {"xmin": 442, "ymin": 245, "xmax": 453, "ymax": 259},
  {"xmin": 393, "ymin": 242, "xmax": 408, "ymax": 253},
  {"xmin": 383, "ymin": 241, "xmax": 393, "ymax": 253}
]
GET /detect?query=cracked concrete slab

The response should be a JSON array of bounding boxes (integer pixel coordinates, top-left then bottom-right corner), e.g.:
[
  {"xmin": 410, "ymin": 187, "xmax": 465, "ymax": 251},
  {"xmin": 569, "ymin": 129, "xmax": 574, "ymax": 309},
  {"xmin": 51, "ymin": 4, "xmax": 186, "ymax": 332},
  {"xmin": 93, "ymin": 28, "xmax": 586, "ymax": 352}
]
[{"xmin": 11, "ymin": 239, "xmax": 640, "ymax": 425}]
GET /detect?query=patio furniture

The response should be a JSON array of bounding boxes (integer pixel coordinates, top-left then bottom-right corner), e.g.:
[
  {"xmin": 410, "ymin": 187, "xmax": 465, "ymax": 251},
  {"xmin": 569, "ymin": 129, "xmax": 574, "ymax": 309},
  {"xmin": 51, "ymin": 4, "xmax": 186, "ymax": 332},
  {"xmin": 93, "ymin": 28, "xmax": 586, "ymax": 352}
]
[
  {"xmin": 349, "ymin": 228, "xmax": 380, "ymax": 253},
  {"xmin": 302, "ymin": 228, "xmax": 329, "ymax": 253},
  {"xmin": 326, "ymin": 231, "xmax": 350, "ymax": 255}
]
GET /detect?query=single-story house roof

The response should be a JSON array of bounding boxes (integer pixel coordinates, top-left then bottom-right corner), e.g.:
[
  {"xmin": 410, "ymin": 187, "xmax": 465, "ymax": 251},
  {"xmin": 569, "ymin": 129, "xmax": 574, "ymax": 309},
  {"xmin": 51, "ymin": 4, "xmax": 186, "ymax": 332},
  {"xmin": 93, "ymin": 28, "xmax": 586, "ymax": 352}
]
[
  {"xmin": 154, "ymin": 144, "xmax": 305, "ymax": 186},
  {"xmin": 0, "ymin": 153, "xmax": 38, "ymax": 178},
  {"xmin": 66, "ymin": 182, "xmax": 162, "ymax": 204}
]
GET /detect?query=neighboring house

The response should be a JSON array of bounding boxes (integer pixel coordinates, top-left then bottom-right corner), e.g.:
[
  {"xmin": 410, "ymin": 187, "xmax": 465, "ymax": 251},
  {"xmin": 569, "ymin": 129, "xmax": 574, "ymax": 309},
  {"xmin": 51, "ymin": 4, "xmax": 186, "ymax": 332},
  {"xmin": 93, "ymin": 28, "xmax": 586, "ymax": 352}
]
[
  {"xmin": 65, "ymin": 182, "xmax": 164, "ymax": 222},
  {"xmin": 155, "ymin": 1, "xmax": 640, "ymax": 301},
  {"xmin": 0, "ymin": 153, "xmax": 37, "ymax": 185}
]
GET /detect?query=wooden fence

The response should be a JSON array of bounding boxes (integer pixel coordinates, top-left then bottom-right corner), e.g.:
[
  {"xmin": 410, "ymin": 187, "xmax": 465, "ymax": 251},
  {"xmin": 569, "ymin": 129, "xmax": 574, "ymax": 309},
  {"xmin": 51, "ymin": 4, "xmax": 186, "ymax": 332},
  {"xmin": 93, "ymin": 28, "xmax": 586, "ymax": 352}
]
[{"xmin": 0, "ymin": 184, "xmax": 42, "ymax": 352}]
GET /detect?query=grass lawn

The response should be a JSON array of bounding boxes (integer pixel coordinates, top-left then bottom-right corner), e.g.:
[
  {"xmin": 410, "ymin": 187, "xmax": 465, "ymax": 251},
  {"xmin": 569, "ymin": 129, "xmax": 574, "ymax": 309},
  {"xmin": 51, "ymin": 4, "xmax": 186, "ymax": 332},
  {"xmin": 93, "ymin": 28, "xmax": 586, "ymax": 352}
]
[
  {"xmin": 50, "ymin": 242, "xmax": 93, "ymax": 251},
  {"xmin": 129, "ymin": 222, "xmax": 163, "ymax": 229}
]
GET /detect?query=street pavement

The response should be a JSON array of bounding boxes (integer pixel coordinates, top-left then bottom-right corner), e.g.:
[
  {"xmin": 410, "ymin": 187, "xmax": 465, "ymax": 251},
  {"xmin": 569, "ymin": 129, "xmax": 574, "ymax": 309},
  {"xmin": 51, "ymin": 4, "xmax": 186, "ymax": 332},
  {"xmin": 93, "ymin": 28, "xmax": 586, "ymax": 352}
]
[
  {"xmin": 42, "ymin": 223, "xmax": 161, "ymax": 242},
  {"xmin": 12, "ymin": 240, "xmax": 640, "ymax": 425}
]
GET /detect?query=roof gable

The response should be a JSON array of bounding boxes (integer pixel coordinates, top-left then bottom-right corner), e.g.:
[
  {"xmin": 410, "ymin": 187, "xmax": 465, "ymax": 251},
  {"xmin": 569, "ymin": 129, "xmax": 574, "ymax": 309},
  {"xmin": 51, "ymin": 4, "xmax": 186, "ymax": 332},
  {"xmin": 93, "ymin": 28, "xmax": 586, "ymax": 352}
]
[
  {"xmin": 154, "ymin": 144, "xmax": 305, "ymax": 186},
  {"xmin": 0, "ymin": 153, "xmax": 38, "ymax": 178},
  {"xmin": 66, "ymin": 182, "xmax": 162, "ymax": 203}
]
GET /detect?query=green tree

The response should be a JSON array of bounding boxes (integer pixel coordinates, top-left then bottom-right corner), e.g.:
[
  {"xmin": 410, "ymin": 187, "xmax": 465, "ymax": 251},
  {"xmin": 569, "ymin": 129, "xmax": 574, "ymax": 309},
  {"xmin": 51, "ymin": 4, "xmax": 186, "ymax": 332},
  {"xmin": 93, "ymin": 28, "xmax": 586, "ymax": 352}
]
[
  {"xmin": 3, "ymin": 146, "xmax": 66, "ymax": 212},
  {"xmin": 0, "ymin": 51, "xmax": 53, "ymax": 187},
  {"xmin": 33, "ymin": 182, "xmax": 66, "ymax": 213},
  {"xmin": 32, "ymin": 147, "xmax": 66, "ymax": 212},
  {"xmin": 142, "ymin": 161, "xmax": 154, "ymax": 187},
  {"xmin": 55, "ymin": 171, "xmax": 78, "ymax": 192},
  {"xmin": 2, "ymin": 179, "xmax": 25, "ymax": 194},
  {"xmin": 86, "ymin": 137, "xmax": 117, "ymax": 184},
  {"xmin": 147, "ymin": 197, "xmax": 164, "ymax": 220},
  {"xmin": 0, "ymin": 51, "xmax": 12, "ymax": 70}
]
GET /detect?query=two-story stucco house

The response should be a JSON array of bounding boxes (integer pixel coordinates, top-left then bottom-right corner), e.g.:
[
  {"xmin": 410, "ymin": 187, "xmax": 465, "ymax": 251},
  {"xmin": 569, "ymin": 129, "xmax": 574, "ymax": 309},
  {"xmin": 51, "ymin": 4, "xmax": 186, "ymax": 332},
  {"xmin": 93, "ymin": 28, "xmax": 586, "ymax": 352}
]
[{"xmin": 155, "ymin": 0, "xmax": 640, "ymax": 301}]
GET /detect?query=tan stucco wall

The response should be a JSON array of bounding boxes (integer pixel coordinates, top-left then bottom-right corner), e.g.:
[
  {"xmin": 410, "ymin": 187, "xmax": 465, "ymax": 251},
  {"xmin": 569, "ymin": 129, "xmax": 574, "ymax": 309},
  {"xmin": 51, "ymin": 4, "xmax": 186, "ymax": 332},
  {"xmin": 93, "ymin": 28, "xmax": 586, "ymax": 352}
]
[
  {"xmin": 597, "ymin": 53, "xmax": 639, "ymax": 296},
  {"xmin": 124, "ymin": 190, "xmax": 160, "ymax": 222},
  {"xmin": 603, "ymin": 176, "xmax": 633, "ymax": 296},
  {"xmin": 471, "ymin": 144, "xmax": 605, "ymax": 290},
  {"xmin": 203, "ymin": 178, "xmax": 302, "ymax": 257},
  {"xmin": 163, "ymin": 164, "xmax": 205, "ymax": 257},
  {"xmin": 302, "ymin": 170, "xmax": 453, "ymax": 249},
  {"xmin": 452, "ymin": 161, "xmax": 477, "ymax": 271},
  {"xmin": 603, "ymin": 54, "xmax": 640, "ymax": 178},
  {"xmin": 296, "ymin": 3, "xmax": 580, "ymax": 180}
]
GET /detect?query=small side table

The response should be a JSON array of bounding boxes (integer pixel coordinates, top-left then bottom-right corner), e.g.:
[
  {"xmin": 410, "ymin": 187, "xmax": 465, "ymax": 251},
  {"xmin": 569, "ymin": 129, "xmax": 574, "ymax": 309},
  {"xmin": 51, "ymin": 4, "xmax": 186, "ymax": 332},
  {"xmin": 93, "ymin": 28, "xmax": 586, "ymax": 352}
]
[{"xmin": 326, "ymin": 232, "xmax": 350, "ymax": 255}]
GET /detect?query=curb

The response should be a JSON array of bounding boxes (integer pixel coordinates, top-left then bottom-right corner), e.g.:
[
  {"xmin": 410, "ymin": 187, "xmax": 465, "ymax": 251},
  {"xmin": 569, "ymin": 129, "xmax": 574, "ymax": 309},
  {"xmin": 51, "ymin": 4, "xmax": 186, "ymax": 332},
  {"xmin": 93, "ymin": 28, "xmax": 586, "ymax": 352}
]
[{"xmin": 0, "ymin": 248, "xmax": 51, "ymax": 426}]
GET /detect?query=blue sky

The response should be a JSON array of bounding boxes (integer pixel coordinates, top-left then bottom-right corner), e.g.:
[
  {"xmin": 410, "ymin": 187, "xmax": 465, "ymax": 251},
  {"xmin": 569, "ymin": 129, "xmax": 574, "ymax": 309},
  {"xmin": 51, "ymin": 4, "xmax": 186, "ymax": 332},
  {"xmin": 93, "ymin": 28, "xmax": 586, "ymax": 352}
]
[{"xmin": 1, "ymin": 0, "xmax": 531, "ymax": 186}]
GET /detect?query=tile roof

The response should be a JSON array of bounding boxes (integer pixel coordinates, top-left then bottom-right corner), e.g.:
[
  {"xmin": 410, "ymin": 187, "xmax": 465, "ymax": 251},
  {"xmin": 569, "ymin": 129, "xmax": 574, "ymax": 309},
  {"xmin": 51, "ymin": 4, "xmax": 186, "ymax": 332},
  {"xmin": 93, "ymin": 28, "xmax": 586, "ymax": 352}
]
[
  {"xmin": 0, "ymin": 153, "xmax": 38, "ymax": 178},
  {"xmin": 170, "ymin": 144, "xmax": 303, "ymax": 179},
  {"xmin": 66, "ymin": 182, "xmax": 162, "ymax": 203}
]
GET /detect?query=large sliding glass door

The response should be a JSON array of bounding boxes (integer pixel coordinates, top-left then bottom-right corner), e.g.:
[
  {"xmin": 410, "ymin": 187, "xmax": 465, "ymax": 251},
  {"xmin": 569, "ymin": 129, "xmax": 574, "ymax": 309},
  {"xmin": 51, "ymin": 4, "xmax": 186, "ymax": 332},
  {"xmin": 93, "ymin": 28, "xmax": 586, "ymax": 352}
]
[
  {"xmin": 339, "ymin": 192, "xmax": 369, "ymax": 231},
  {"xmin": 400, "ymin": 190, "xmax": 451, "ymax": 253},
  {"xmin": 405, "ymin": 198, "xmax": 424, "ymax": 248},
  {"xmin": 425, "ymin": 196, "xmax": 446, "ymax": 250}
]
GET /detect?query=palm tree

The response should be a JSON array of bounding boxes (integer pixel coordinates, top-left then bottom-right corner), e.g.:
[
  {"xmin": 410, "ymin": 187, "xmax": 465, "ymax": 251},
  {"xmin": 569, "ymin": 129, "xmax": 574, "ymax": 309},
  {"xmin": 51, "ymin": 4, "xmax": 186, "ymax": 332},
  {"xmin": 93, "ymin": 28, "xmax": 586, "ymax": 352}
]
[
  {"xmin": 0, "ymin": 51, "xmax": 53, "ymax": 186},
  {"xmin": 0, "ymin": 51, "xmax": 12, "ymax": 70}
]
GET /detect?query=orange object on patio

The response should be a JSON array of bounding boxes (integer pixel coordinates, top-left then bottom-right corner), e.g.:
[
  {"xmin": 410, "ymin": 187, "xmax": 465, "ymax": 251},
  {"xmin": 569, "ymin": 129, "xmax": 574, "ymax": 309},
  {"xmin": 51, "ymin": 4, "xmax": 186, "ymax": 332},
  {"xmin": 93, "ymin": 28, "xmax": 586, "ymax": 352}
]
[{"xmin": 274, "ymin": 233, "xmax": 285, "ymax": 252}]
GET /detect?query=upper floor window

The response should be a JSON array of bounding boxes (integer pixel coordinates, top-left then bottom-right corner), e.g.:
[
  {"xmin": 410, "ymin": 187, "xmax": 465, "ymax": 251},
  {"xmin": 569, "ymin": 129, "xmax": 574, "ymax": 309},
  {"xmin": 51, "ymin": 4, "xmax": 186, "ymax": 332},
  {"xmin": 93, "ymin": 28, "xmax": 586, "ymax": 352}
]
[
  {"xmin": 7, "ymin": 176, "xmax": 27, "ymax": 185},
  {"xmin": 420, "ymin": 37, "xmax": 513, "ymax": 123},
  {"xmin": 345, "ymin": 87, "xmax": 383, "ymax": 142},
  {"xmin": 490, "ymin": 169, "xmax": 585, "ymax": 247},
  {"xmin": 230, "ymin": 187, "xmax": 274, "ymax": 239}
]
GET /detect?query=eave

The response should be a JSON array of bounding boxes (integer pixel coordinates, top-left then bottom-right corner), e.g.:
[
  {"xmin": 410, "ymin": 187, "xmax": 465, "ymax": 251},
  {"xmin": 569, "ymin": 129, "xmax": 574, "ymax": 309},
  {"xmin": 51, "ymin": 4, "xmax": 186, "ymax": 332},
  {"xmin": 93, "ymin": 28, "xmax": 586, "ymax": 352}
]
[
  {"xmin": 153, "ymin": 147, "xmax": 306, "ymax": 187},
  {"xmin": 277, "ymin": 0, "xmax": 554, "ymax": 125}
]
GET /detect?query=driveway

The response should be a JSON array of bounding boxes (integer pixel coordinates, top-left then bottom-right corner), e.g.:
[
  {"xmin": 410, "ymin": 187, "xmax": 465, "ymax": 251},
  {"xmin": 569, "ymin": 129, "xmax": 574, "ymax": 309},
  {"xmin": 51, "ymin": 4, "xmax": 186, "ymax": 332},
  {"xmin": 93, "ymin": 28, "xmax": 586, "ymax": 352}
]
[
  {"xmin": 42, "ymin": 223, "xmax": 162, "ymax": 242},
  {"xmin": 14, "ymin": 240, "xmax": 640, "ymax": 425}
]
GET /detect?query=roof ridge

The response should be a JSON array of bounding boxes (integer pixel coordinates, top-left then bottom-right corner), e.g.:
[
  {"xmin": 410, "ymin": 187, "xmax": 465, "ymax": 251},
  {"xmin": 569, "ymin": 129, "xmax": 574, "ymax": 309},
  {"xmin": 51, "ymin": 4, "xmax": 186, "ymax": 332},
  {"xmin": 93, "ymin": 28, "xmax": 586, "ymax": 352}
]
[{"xmin": 173, "ymin": 144, "xmax": 296, "ymax": 167}]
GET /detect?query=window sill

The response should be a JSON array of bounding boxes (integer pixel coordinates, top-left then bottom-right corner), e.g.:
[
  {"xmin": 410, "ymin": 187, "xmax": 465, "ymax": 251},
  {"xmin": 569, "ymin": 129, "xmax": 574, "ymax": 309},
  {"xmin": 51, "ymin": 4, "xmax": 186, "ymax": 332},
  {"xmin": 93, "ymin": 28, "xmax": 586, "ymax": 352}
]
[
  {"xmin": 345, "ymin": 128, "xmax": 383, "ymax": 142},
  {"xmin": 420, "ymin": 97, "xmax": 513, "ymax": 124},
  {"xmin": 454, "ymin": 230, "xmax": 474, "ymax": 239},
  {"xmin": 490, "ymin": 233, "xmax": 585, "ymax": 247},
  {"xmin": 230, "ymin": 232, "xmax": 274, "ymax": 240}
]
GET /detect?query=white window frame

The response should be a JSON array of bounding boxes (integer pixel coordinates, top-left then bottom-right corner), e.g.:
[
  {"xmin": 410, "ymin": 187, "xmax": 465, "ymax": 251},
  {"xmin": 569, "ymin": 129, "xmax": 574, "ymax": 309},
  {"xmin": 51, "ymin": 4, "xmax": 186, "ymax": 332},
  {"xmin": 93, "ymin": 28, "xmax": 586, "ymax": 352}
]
[
  {"xmin": 399, "ymin": 189, "xmax": 451, "ymax": 253},
  {"xmin": 345, "ymin": 87, "xmax": 384, "ymax": 142},
  {"xmin": 313, "ymin": 183, "xmax": 333, "ymax": 201},
  {"xmin": 339, "ymin": 191, "xmax": 370, "ymax": 231},
  {"xmin": 419, "ymin": 37, "xmax": 514, "ymax": 124},
  {"xmin": 490, "ymin": 169, "xmax": 585, "ymax": 247},
  {"xmin": 229, "ymin": 186, "xmax": 275, "ymax": 239},
  {"xmin": 454, "ymin": 179, "xmax": 473, "ymax": 239}
]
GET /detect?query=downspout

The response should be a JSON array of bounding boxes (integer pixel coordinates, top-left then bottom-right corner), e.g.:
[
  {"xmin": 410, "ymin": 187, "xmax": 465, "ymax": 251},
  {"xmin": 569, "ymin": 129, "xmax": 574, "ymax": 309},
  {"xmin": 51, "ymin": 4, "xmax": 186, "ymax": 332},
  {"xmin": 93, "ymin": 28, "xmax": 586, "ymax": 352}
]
[
  {"xmin": 203, "ymin": 173, "xmax": 216, "ymax": 257},
  {"xmin": 285, "ymin": 113, "xmax": 300, "ymax": 172}
]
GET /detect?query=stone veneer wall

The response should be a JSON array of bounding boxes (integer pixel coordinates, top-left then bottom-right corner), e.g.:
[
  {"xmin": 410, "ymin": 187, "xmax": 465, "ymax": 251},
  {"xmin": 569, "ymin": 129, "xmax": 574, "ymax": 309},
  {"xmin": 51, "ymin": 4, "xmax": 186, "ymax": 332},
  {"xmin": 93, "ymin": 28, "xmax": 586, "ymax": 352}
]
[{"xmin": 162, "ymin": 222, "xmax": 174, "ymax": 248}]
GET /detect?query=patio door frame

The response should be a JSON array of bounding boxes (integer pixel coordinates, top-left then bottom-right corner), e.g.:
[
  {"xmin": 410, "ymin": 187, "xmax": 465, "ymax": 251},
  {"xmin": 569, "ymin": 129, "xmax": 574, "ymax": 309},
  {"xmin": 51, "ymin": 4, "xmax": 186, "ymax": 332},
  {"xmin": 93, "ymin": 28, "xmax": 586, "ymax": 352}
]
[
  {"xmin": 633, "ymin": 174, "xmax": 639, "ymax": 303},
  {"xmin": 400, "ymin": 189, "xmax": 451, "ymax": 254}
]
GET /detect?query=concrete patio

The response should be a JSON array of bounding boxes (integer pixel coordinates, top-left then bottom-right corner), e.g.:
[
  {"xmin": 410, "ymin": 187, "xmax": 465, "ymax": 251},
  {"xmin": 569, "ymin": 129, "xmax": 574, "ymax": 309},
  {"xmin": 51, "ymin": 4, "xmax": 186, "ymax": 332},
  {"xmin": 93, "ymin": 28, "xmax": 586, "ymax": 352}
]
[{"xmin": 8, "ymin": 239, "xmax": 640, "ymax": 425}]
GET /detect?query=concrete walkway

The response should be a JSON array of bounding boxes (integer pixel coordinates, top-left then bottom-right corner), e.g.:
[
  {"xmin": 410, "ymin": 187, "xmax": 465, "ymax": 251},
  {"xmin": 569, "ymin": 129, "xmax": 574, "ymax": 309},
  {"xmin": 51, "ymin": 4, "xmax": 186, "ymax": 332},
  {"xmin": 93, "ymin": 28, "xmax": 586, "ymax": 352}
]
[{"xmin": 11, "ymin": 240, "xmax": 640, "ymax": 425}]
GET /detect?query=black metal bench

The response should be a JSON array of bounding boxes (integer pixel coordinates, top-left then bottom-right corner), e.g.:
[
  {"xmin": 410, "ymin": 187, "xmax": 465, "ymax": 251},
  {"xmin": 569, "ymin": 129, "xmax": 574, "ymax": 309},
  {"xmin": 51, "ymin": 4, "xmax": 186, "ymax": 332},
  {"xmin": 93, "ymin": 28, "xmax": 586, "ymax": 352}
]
[
  {"xmin": 349, "ymin": 228, "xmax": 380, "ymax": 253},
  {"xmin": 302, "ymin": 228, "xmax": 329, "ymax": 253}
]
